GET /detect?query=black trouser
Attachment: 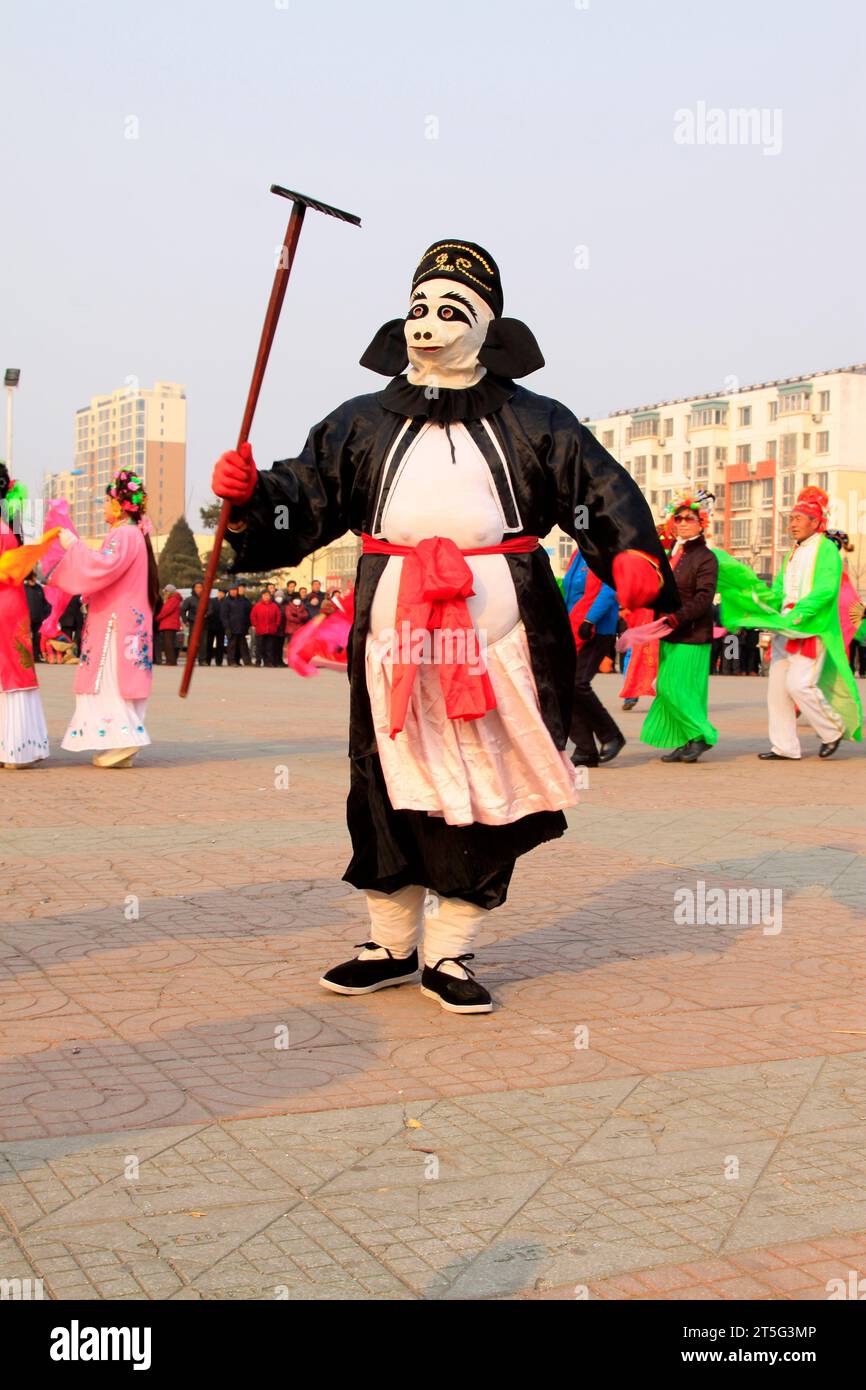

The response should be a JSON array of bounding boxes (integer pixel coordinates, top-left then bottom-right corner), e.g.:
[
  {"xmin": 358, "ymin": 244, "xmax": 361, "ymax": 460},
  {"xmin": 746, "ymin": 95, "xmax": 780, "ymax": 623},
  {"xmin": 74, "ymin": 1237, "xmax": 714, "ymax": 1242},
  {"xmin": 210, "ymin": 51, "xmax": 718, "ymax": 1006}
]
[
  {"xmin": 850, "ymin": 641, "xmax": 866, "ymax": 677},
  {"xmin": 257, "ymin": 633, "xmax": 280, "ymax": 667},
  {"xmin": 31, "ymin": 625, "xmax": 43, "ymax": 661},
  {"xmin": 205, "ymin": 628, "xmax": 224, "ymax": 665},
  {"xmin": 159, "ymin": 630, "xmax": 178, "ymax": 665},
  {"xmin": 569, "ymin": 633, "xmax": 622, "ymax": 764},
  {"xmin": 189, "ymin": 626, "xmax": 207, "ymax": 664},
  {"xmin": 226, "ymin": 633, "xmax": 251, "ymax": 666}
]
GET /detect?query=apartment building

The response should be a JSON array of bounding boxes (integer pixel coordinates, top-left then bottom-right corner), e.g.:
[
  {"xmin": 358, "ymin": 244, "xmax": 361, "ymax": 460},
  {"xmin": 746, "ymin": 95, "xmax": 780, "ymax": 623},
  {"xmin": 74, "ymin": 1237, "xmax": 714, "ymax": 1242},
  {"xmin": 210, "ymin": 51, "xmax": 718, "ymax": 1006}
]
[
  {"xmin": 45, "ymin": 381, "xmax": 187, "ymax": 541},
  {"xmin": 546, "ymin": 364, "xmax": 866, "ymax": 586}
]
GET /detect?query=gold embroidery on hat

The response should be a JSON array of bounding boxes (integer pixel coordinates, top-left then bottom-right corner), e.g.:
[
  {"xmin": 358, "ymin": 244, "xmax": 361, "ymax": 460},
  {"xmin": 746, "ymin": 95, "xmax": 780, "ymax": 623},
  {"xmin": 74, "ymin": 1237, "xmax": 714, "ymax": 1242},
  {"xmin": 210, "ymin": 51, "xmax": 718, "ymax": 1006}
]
[{"xmin": 412, "ymin": 242, "xmax": 496, "ymax": 296}]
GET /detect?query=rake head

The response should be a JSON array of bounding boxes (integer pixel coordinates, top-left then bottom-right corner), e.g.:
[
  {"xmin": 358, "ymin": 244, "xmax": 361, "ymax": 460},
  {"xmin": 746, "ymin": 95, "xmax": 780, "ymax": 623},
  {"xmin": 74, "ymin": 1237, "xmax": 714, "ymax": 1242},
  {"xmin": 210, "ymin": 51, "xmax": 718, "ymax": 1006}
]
[{"xmin": 270, "ymin": 185, "xmax": 361, "ymax": 227}]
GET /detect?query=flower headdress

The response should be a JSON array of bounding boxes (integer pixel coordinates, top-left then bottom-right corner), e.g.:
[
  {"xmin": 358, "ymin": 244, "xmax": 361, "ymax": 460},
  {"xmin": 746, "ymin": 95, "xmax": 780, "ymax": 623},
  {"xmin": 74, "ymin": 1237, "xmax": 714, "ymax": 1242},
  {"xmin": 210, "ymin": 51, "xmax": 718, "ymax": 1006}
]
[
  {"xmin": 664, "ymin": 487, "xmax": 715, "ymax": 532},
  {"xmin": 107, "ymin": 468, "xmax": 150, "ymax": 526}
]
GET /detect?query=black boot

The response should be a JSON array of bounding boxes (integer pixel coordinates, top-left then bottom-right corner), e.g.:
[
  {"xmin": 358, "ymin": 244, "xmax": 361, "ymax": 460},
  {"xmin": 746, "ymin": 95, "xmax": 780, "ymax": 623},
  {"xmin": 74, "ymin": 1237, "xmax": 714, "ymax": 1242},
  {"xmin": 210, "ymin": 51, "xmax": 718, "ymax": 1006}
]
[
  {"xmin": 420, "ymin": 955, "xmax": 492, "ymax": 1014},
  {"xmin": 660, "ymin": 745, "xmax": 686, "ymax": 762},
  {"xmin": 320, "ymin": 942, "xmax": 419, "ymax": 995}
]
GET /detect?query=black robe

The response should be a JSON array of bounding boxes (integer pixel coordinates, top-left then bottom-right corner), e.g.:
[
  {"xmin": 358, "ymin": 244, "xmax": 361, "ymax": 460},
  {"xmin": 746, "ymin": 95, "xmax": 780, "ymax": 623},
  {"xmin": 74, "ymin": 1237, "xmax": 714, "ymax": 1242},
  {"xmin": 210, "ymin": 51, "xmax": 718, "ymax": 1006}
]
[{"xmin": 227, "ymin": 377, "xmax": 676, "ymax": 908}]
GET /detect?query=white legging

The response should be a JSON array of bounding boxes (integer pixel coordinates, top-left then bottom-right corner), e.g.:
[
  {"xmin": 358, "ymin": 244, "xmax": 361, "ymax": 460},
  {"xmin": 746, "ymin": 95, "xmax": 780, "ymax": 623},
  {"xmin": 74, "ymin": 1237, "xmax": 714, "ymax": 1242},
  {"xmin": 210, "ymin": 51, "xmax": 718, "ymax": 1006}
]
[{"xmin": 365, "ymin": 885, "xmax": 486, "ymax": 970}]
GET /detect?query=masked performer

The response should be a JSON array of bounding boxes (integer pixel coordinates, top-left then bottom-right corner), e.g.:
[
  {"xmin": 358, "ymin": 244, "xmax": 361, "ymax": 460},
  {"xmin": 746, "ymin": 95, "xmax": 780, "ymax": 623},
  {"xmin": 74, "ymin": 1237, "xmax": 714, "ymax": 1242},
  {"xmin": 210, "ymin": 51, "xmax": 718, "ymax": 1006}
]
[
  {"xmin": 212, "ymin": 240, "xmax": 675, "ymax": 1013},
  {"xmin": 0, "ymin": 466, "xmax": 55, "ymax": 768},
  {"xmin": 716, "ymin": 487, "xmax": 862, "ymax": 760},
  {"xmin": 640, "ymin": 492, "xmax": 718, "ymax": 763},
  {"xmin": 53, "ymin": 469, "xmax": 159, "ymax": 768}
]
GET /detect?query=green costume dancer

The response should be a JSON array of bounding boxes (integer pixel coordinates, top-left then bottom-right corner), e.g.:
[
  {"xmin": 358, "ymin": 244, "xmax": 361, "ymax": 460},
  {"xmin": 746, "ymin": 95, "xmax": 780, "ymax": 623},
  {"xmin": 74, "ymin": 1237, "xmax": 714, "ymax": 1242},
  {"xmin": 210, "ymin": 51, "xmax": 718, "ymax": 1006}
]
[
  {"xmin": 713, "ymin": 486, "xmax": 862, "ymax": 759},
  {"xmin": 641, "ymin": 492, "xmax": 718, "ymax": 763}
]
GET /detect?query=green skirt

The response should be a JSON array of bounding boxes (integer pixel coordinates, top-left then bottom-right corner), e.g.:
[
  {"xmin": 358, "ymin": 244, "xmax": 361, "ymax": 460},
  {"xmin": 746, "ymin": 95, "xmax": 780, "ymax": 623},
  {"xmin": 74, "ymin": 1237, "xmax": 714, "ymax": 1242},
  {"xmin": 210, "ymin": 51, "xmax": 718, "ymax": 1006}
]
[{"xmin": 641, "ymin": 642, "xmax": 718, "ymax": 749}]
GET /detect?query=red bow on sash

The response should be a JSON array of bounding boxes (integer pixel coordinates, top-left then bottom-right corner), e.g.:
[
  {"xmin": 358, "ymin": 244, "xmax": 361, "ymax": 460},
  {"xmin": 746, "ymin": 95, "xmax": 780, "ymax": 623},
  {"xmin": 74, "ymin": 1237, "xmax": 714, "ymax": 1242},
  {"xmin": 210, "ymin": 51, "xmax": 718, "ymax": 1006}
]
[{"xmin": 362, "ymin": 533, "xmax": 539, "ymax": 737}]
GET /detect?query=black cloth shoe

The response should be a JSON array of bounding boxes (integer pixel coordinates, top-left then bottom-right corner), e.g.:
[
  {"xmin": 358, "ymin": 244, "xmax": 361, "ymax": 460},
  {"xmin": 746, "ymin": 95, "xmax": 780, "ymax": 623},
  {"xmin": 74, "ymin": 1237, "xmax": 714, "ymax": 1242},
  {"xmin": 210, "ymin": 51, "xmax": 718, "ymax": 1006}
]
[
  {"xmin": 598, "ymin": 732, "xmax": 626, "ymax": 764},
  {"xmin": 758, "ymin": 750, "xmax": 799, "ymax": 760},
  {"xmin": 571, "ymin": 749, "xmax": 599, "ymax": 768},
  {"xmin": 819, "ymin": 737, "xmax": 842, "ymax": 759},
  {"xmin": 661, "ymin": 745, "xmax": 686, "ymax": 762},
  {"xmin": 420, "ymin": 955, "xmax": 493, "ymax": 1014},
  {"xmin": 621, "ymin": 699, "xmax": 638, "ymax": 710},
  {"xmin": 680, "ymin": 738, "xmax": 712, "ymax": 763},
  {"xmin": 320, "ymin": 942, "xmax": 419, "ymax": 995}
]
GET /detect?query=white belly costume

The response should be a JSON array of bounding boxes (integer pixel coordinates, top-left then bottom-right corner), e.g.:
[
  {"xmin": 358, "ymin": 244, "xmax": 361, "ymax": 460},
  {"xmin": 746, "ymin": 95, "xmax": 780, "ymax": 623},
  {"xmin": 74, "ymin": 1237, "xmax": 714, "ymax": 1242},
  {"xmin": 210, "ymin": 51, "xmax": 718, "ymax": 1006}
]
[{"xmin": 365, "ymin": 420, "xmax": 579, "ymax": 827}]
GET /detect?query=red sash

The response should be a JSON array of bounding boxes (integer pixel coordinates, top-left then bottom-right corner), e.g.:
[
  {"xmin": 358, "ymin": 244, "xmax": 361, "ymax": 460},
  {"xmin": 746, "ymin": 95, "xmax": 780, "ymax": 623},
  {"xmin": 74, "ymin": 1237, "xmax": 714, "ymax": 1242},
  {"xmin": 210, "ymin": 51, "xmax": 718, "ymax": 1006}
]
[
  {"xmin": 361, "ymin": 533, "xmax": 539, "ymax": 737},
  {"xmin": 782, "ymin": 603, "xmax": 817, "ymax": 659}
]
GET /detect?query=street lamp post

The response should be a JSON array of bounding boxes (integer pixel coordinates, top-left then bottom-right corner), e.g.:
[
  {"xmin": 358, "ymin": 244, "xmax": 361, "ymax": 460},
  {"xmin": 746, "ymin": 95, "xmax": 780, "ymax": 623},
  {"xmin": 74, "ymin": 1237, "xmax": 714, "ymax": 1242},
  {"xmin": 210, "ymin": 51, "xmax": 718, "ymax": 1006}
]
[{"xmin": 4, "ymin": 368, "xmax": 20, "ymax": 470}]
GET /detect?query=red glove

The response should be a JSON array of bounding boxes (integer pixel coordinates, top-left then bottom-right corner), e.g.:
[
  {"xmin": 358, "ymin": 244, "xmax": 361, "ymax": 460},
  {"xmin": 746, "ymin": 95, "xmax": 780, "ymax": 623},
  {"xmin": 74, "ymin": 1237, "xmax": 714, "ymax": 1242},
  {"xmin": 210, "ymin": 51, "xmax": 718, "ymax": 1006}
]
[
  {"xmin": 212, "ymin": 442, "xmax": 257, "ymax": 505},
  {"xmin": 613, "ymin": 551, "xmax": 662, "ymax": 609}
]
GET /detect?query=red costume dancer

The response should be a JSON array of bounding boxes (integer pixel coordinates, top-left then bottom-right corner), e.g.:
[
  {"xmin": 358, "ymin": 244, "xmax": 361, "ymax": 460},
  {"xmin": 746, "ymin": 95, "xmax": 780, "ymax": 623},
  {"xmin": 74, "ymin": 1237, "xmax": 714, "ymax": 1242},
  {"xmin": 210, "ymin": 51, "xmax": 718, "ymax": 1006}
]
[
  {"xmin": 0, "ymin": 468, "xmax": 55, "ymax": 768},
  {"xmin": 287, "ymin": 590, "xmax": 354, "ymax": 676}
]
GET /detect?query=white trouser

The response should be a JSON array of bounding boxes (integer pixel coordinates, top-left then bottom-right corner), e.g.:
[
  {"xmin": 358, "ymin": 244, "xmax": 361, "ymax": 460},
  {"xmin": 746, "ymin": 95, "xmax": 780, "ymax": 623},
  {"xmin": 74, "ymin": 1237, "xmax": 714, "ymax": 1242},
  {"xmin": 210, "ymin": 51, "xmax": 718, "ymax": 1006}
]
[
  {"xmin": 767, "ymin": 634, "xmax": 843, "ymax": 758},
  {"xmin": 364, "ymin": 885, "xmax": 487, "ymax": 977}
]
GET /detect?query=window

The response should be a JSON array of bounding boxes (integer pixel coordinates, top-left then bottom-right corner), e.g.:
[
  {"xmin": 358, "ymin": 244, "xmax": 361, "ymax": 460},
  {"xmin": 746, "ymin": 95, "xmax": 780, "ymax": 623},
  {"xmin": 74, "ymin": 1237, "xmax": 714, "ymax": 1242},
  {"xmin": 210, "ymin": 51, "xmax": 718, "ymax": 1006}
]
[
  {"xmin": 683, "ymin": 451, "xmax": 691, "ymax": 472},
  {"xmin": 738, "ymin": 406, "xmax": 752, "ymax": 426},
  {"xmin": 731, "ymin": 518, "xmax": 750, "ymax": 544},
  {"xmin": 662, "ymin": 453, "xmax": 673, "ymax": 474},
  {"xmin": 663, "ymin": 418, "xmax": 674, "ymax": 437},
  {"xmin": 661, "ymin": 489, "xmax": 672, "ymax": 507},
  {"xmin": 765, "ymin": 439, "xmax": 777, "ymax": 460},
  {"xmin": 778, "ymin": 390, "xmax": 811, "ymax": 414},
  {"xmin": 633, "ymin": 455, "xmax": 647, "ymax": 484},
  {"xmin": 769, "ymin": 401, "xmax": 779, "ymax": 422},
  {"xmin": 761, "ymin": 478, "xmax": 774, "ymax": 504},
  {"xmin": 780, "ymin": 434, "xmax": 797, "ymax": 465},
  {"xmin": 782, "ymin": 474, "xmax": 795, "ymax": 507},
  {"xmin": 731, "ymin": 482, "xmax": 751, "ymax": 509},
  {"xmin": 736, "ymin": 444, "xmax": 751, "ymax": 465},
  {"xmin": 559, "ymin": 536, "xmax": 574, "ymax": 570},
  {"xmin": 818, "ymin": 390, "xmax": 830, "ymax": 411},
  {"xmin": 759, "ymin": 515, "xmax": 773, "ymax": 543},
  {"xmin": 802, "ymin": 434, "xmax": 810, "ymax": 450},
  {"xmin": 603, "ymin": 430, "xmax": 614, "ymax": 449},
  {"xmin": 695, "ymin": 447, "xmax": 710, "ymax": 479},
  {"xmin": 816, "ymin": 472, "xmax": 828, "ymax": 491},
  {"xmin": 629, "ymin": 417, "xmax": 660, "ymax": 442},
  {"xmin": 650, "ymin": 491, "xmax": 658, "ymax": 507},
  {"xmin": 715, "ymin": 483, "xmax": 725, "ymax": 508},
  {"xmin": 688, "ymin": 406, "xmax": 728, "ymax": 429},
  {"xmin": 816, "ymin": 431, "xmax": 829, "ymax": 453},
  {"xmin": 714, "ymin": 446, "xmax": 727, "ymax": 466}
]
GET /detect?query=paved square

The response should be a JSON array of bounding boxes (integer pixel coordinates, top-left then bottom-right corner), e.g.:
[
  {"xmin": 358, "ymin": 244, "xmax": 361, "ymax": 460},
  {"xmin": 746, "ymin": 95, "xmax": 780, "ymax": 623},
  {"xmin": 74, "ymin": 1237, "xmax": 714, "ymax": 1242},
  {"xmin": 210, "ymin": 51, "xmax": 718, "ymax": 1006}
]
[{"xmin": 1, "ymin": 665, "xmax": 865, "ymax": 1300}]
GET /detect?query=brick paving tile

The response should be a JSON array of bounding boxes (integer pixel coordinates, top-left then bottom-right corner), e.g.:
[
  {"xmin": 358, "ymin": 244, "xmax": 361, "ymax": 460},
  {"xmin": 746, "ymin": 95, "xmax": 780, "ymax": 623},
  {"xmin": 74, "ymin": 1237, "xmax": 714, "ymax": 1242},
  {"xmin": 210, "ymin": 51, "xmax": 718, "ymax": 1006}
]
[{"xmin": 1, "ymin": 669, "xmax": 864, "ymax": 1299}]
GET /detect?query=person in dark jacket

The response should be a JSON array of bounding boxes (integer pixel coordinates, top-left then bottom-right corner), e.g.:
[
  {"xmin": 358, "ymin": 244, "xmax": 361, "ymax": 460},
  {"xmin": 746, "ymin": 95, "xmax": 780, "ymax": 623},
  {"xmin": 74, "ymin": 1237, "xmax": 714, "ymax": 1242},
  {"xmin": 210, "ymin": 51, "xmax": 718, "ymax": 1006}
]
[
  {"xmin": 59, "ymin": 593, "xmax": 84, "ymax": 653},
  {"xmin": 562, "ymin": 548, "xmax": 625, "ymax": 767},
  {"xmin": 205, "ymin": 587, "xmax": 226, "ymax": 666},
  {"xmin": 24, "ymin": 573, "xmax": 51, "ymax": 661},
  {"xmin": 156, "ymin": 585, "xmax": 182, "ymax": 665},
  {"xmin": 304, "ymin": 579, "xmax": 325, "ymax": 617},
  {"xmin": 181, "ymin": 582, "xmax": 207, "ymax": 664},
  {"xmin": 641, "ymin": 495, "xmax": 719, "ymax": 762},
  {"xmin": 221, "ymin": 584, "xmax": 252, "ymax": 666}
]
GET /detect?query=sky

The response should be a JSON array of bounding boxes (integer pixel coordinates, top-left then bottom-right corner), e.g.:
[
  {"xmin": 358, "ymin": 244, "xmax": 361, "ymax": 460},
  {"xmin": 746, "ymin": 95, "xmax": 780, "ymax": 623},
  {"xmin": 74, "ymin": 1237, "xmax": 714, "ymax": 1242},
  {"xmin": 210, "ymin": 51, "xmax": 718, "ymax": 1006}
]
[{"xmin": 2, "ymin": 0, "xmax": 864, "ymax": 525}]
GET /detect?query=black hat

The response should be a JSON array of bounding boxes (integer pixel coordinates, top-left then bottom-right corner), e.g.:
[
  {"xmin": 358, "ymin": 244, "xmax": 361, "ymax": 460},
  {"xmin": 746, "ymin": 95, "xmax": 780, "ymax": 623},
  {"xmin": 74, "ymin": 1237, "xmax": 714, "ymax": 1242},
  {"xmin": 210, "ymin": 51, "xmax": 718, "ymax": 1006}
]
[{"xmin": 412, "ymin": 240, "xmax": 503, "ymax": 317}]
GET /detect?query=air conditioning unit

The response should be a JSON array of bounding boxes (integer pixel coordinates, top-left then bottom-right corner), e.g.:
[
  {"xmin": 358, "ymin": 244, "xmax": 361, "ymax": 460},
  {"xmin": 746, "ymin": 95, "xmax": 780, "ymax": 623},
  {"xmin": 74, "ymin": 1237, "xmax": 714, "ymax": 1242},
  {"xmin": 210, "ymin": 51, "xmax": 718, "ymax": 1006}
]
[
  {"xmin": 656, "ymin": 437, "xmax": 666, "ymax": 448},
  {"xmin": 811, "ymin": 413, "xmax": 823, "ymax": 424},
  {"xmin": 747, "ymin": 459, "xmax": 758, "ymax": 475}
]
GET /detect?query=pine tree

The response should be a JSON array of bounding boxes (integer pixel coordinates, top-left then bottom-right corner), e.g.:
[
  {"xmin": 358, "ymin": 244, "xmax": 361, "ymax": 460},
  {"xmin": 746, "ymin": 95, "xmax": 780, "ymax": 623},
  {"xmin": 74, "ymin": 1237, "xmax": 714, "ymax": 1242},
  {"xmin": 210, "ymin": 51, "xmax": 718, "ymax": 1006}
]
[{"xmin": 158, "ymin": 515, "xmax": 204, "ymax": 588}]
